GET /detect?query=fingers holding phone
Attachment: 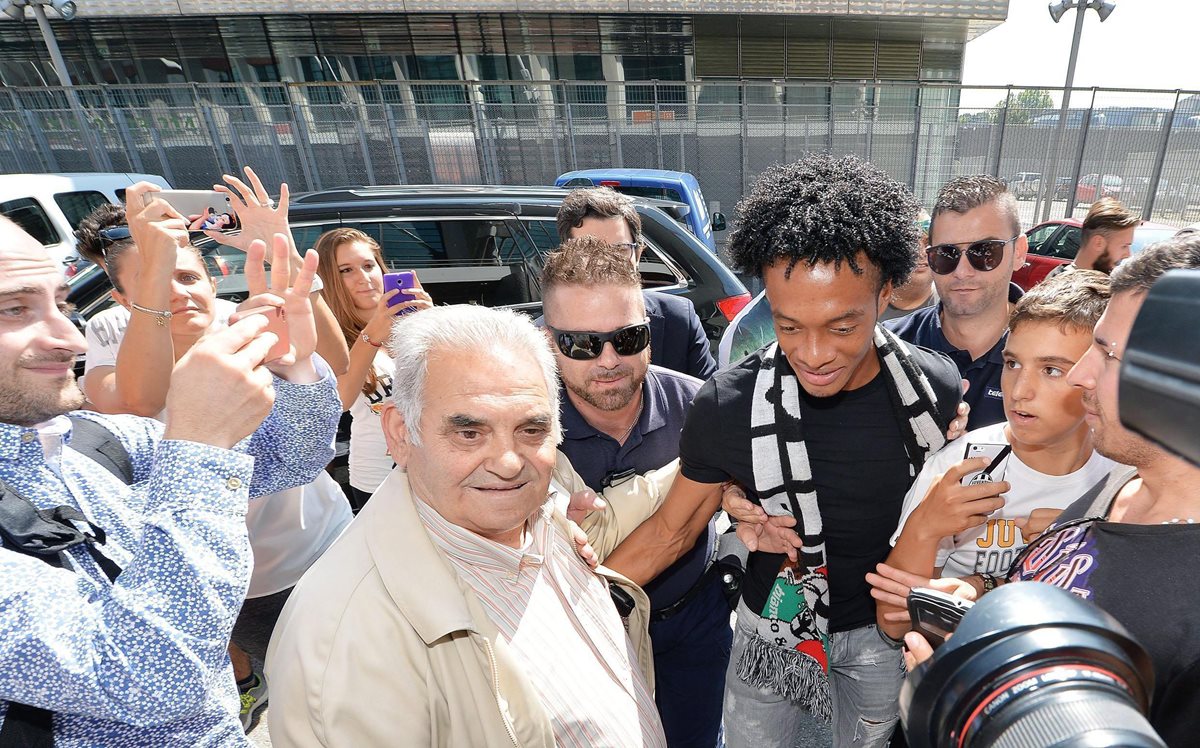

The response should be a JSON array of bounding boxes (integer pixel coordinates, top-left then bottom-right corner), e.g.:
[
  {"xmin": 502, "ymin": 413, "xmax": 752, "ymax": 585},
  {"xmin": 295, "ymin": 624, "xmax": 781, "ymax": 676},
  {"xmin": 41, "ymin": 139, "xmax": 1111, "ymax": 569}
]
[
  {"xmin": 911, "ymin": 457, "xmax": 1010, "ymax": 542},
  {"xmin": 382, "ymin": 271, "xmax": 433, "ymax": 316}
]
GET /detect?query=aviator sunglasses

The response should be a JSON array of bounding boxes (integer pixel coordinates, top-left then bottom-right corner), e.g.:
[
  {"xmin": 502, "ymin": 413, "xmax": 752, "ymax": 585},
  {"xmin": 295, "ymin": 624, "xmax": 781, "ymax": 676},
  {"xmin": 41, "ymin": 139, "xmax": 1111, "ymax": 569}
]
[
  {"xmin": 927, "ymin": 235, "xmax": 1019, "ymax": 275},
  {"xmin": 547, "ymin": 321, "xmax": 651, "ymax": 360}
]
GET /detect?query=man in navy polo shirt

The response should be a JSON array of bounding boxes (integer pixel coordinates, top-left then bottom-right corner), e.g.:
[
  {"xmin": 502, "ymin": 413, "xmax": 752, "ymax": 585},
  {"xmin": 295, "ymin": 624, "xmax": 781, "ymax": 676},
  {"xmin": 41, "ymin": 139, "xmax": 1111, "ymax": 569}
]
[
  {"xmin": 886, "ymin": 175, "xmax": 1026, "ymax": 430},
  {"xmin": 542, "ymin": 236, "xmax": 730, "ymax": 748}
]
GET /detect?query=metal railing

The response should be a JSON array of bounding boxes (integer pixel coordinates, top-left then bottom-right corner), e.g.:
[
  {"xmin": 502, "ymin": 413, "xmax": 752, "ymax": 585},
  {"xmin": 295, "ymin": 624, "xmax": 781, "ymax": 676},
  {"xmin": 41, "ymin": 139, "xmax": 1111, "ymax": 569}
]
[{"xmin": 4, "ymin": 80, "xmax": 1200, "ymax": 230}]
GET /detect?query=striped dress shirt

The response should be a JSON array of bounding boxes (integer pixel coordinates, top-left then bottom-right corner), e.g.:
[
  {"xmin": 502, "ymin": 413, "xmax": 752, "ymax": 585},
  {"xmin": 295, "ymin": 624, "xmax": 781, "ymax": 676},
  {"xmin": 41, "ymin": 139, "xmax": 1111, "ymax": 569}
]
[{"xmin": 415, "ymin": 497, "xmax": 666, "ymax": 748}]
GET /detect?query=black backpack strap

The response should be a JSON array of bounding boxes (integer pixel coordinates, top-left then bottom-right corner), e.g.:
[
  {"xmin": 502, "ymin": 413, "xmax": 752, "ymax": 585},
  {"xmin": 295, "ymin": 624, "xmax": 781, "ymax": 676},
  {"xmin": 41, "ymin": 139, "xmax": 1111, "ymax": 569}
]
[
  {"xmin": 0, "ymin": 702, "xmax": 55, "ymax": 748},
  {"xmin": 66, "ymin": 416, "xmax": 133, "ymax": 486},
  {"xmin": 1082, "ymin": 465, "xmax": 1140, "ymax": 519},
  {"xmin": 0, "ymin": 477, "xmax": 126, "ymax": 748}
]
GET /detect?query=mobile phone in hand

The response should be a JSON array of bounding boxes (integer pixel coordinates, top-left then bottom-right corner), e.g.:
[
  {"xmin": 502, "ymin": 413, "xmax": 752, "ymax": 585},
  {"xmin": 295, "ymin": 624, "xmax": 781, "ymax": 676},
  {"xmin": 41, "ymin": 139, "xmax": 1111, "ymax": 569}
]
[
  {"xmin": 382, "ymin": 271, "xmax": 417, "ymax": 315},
  {"xmin": 908, "ymin": 587, "xmax": 974, "ymax": 649},
  {"xmin": 242, "ymin": 305, "xmax": 290, "ymax": 362},
  {"xmin": 960, "ymin": 442, "xmax": 1011, "ymax": 486},
  {"xmin": 148, "ymin": 190, "xmax": 229, "ymax": 218}
]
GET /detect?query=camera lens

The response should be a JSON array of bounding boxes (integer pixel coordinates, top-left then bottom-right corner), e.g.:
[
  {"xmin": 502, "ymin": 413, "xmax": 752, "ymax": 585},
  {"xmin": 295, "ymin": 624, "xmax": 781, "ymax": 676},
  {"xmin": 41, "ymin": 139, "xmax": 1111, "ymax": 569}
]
[{"xmin": 901, "ymin": 583, "xmax": 1164, "ymax": 748}]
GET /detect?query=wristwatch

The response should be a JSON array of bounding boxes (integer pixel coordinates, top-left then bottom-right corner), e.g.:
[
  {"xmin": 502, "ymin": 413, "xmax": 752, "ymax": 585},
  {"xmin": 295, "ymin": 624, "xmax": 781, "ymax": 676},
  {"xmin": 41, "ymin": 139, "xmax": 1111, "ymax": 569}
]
[{"xmin": 978, "ymin": 572, "xmax": 998, "ymax": 593}]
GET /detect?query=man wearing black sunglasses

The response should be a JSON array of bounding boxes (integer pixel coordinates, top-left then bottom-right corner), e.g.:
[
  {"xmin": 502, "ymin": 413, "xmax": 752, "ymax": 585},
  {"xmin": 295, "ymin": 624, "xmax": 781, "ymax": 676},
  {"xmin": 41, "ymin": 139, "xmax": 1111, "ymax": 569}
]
[
  {"xmin": 542, "ymin": 236, "xmax": 731, "ymax": 748},
  {"xmin": 557, "ymin": 187, "xmax": 717, "ymax": 380},
  {"xmin": 886, "ymin": 175, "xmax": 1027, "ymax": 431}
]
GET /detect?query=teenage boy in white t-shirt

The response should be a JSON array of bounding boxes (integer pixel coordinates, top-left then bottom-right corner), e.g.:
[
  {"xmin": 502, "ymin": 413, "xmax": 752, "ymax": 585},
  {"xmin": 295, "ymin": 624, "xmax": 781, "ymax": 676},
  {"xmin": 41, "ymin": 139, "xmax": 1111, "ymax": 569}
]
[{"xmin": 881, "ymin": 271, "xmax": 1121, "ymax": 630}]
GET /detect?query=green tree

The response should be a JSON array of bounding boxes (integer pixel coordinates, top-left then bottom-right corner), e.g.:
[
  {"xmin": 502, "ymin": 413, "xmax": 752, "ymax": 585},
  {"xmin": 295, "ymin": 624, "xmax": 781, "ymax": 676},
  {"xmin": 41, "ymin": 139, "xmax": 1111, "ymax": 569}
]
[{"xmin": 999, "ymin": 89, "xmax": 1054, "ymax": 125}]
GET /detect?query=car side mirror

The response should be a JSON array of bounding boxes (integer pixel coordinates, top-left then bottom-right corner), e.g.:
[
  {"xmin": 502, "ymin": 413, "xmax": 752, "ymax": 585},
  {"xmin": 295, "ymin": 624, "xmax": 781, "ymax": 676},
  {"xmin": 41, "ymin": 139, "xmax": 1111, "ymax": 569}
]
[{"xmin": 712, "ymin": 212, "xmax": 727, "ymax": 232}]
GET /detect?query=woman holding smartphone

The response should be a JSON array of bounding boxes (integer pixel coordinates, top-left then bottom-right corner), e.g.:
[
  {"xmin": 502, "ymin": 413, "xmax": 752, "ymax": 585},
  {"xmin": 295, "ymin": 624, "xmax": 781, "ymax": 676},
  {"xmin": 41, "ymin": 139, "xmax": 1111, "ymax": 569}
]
[{"xmin": 314, "ymin": 228, "xmax": 433, "ymax": 509}]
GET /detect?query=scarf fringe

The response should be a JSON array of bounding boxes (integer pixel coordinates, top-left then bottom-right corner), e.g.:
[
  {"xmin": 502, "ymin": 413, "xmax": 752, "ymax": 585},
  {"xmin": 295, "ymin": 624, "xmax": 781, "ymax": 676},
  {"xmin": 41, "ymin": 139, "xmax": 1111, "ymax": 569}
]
[{"xmin": 735, "ymin": 631, "xmax": 832, "ymax": 722}]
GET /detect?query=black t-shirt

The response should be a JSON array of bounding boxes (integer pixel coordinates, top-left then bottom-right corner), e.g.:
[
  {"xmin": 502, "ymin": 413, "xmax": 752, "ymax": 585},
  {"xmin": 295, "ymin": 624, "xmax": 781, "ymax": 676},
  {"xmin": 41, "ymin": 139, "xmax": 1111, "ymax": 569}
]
[
  {"xmin": 1012, "ymin": 488, "xmax": 1200, "ymax": 748},
  {"xmin": 679, "ymin": 345, "xmax": 960, "ymax": 632}
]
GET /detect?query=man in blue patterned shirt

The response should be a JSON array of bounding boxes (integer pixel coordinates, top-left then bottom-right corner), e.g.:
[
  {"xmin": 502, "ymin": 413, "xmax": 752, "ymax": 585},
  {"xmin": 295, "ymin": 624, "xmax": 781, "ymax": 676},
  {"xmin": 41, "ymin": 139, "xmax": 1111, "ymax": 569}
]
[{"xmin": 0, "ymin": 217, "xmax": 341, "ymax": 747}]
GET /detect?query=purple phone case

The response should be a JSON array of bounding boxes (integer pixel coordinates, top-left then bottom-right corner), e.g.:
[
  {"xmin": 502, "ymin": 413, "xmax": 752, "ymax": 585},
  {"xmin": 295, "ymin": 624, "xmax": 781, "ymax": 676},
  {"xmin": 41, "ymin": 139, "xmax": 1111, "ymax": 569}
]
[{"xmin": 382, "ymin": 272, "xmax": 417, "ymax": 312}]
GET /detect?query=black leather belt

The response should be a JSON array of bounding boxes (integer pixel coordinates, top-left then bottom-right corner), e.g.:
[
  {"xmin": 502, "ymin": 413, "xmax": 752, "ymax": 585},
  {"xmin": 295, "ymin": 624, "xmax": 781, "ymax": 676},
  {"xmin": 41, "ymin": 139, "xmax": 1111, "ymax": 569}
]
[{"xmin": 649, "ymin": 562, "xmax": 719, "ymax": 623}]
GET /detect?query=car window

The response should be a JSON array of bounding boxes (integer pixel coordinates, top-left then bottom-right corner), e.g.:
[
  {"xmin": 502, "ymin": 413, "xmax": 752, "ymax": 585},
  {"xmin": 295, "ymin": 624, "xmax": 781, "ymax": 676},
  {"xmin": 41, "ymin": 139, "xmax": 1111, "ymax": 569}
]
[
  {"xmin": 0, "ymin": 197, "xmax": 60, "ymax": 246},
  {"xmin": 54, "ymin": 191, "xmax": 111, "ymax": 232},
  {"xmin": 616, "ymin": 186, "xmax": 685, "ymax": 204},
  {"xmin": 523, "ymin": 217, "xmax": 686, "ymax": 291},
  {"xmin": 1131, "ymin": 229, "xmax": 1176, "ymax": 255},
  {"xmin": 114, "ymin": 189, "xmax": 127, "ymax": 204},
  {"xmin": 1026, "ymin": 225, "xmax": 1060, "ymax": 253},
  {"xmin": 1046, "ymin": 227, "xmax": 1081, "ymax": 260}
]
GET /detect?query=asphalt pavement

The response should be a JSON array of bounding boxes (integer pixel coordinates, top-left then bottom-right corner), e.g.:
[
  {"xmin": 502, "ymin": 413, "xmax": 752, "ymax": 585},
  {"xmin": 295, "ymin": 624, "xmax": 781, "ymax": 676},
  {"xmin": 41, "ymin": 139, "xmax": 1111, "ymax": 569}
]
[{"xmin": 232, "ymin": 589, "xmax": 292, "ymax": 747}]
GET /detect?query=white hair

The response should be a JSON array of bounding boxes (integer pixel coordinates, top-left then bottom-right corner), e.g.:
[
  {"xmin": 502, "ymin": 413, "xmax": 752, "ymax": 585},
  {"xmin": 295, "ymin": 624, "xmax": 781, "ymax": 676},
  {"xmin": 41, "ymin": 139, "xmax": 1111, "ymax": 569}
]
[{"xmin": 388, "ymin": 304, "xmax": 561, "ymax": 447}]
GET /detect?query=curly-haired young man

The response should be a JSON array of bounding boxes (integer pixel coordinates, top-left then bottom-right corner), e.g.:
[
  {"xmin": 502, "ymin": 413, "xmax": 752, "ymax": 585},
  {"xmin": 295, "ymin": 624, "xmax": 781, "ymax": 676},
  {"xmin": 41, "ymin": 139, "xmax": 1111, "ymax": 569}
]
[{"xmin": 601, "ymin": 153, "xmax": 964, "ymax": 748}]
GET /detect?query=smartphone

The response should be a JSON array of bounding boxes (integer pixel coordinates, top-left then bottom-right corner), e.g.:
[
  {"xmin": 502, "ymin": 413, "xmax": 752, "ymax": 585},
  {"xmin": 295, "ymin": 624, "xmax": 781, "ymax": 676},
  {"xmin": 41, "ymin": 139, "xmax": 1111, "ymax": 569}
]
[
  {"xmin": 908, "ymin": 587, "xmax": 974, "ymax": 649},
  {"xmin": 961, "ymin": 442, "xmax": 1011, "ymax": 487},
  {"xmin": 147, "ymin": 190, "xmax": 231, "ymax": 220},
  {"xmin": 382, "ymin": 271, "xmax": 417, "ymax": 314},
  {"xmin": 242, "ymin": 305, "xmax": 290, "ymax": 362}
]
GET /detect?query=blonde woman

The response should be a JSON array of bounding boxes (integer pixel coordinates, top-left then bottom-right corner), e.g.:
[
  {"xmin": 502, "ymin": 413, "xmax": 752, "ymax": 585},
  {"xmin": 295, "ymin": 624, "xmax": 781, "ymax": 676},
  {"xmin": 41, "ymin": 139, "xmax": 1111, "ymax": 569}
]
[{"xmin": 314, "ymin": 228, "xmax": 433, "ymax": 508}]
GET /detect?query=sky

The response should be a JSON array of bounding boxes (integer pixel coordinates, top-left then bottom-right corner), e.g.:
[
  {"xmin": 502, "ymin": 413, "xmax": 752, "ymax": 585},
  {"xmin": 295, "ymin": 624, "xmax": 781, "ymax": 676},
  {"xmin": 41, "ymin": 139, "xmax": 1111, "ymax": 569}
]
[{"xmin": 959, "ymin": 0, "xmax": 1200, "ymax": 109}]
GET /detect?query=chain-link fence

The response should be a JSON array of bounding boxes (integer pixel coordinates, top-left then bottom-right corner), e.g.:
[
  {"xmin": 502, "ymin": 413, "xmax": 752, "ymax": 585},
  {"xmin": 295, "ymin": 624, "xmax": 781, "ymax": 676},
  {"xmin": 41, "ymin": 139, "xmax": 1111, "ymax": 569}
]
[{"xmin": 4, "ymin": 80, "xmax": 1200, "ymax": 230}]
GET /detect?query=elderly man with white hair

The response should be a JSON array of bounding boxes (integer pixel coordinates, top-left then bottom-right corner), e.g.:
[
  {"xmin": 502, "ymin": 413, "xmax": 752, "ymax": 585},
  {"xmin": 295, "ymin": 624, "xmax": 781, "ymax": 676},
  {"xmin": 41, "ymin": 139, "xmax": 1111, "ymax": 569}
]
[{"xmin": 266, "ymin": 304, "xmax": 666, "ymax": 748}]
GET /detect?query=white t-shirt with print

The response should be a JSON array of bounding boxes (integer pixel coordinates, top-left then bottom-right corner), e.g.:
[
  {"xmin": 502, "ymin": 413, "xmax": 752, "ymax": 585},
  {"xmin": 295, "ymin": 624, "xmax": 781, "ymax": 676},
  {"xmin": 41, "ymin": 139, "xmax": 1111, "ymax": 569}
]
[
  {"xmin": 82, "ymin": 300, "xmax": 352, "ymax": 597},
  {"xmin": 892, "ymin": 422, "xmax": 1119, "ymax": 578},
  {"xmin": 348, "ymin": 348, "xmax": 395, "ymax": 492}
]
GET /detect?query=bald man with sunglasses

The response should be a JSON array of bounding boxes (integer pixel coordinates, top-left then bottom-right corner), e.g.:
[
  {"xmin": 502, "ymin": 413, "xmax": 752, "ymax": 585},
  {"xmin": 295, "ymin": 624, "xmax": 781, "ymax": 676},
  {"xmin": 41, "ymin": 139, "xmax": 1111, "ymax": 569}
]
[
  {"xmin": 542, "ymin": 236, "xmax": 731, "ymax": 748},
  {"xmin": 886, "ymin": 175, "xmax": 1027, "ymax": 430}
]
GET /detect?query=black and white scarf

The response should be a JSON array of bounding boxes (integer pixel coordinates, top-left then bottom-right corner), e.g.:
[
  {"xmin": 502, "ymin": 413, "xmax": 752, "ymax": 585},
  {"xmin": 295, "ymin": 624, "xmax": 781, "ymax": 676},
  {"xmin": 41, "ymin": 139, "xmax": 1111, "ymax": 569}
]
[{"xmin": 735, "ymin": 325, "xmax": 948, "ymax": 719}]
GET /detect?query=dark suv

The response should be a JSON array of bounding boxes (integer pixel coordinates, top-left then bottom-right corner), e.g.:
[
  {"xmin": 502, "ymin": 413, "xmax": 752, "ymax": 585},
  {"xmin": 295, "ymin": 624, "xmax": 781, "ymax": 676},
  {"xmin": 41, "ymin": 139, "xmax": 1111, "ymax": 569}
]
[
  {"xmin": 259, "ymin": 185, "xmax": 738, "ymax": 339},
  {"xmin": 68, "ymin": 185, "xmax": 749, "ymax": 347},
  {"xmin": 282, "ymin": 185, "xmax": 749, "ymax": 345}
]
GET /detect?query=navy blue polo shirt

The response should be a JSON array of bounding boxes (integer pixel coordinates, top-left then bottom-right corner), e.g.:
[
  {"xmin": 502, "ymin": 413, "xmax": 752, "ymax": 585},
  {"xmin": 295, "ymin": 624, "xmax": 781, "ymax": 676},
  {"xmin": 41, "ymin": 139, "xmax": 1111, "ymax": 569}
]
[
  {"xmin": 884, "ymin": 283, "xmax": 1024, "ymax": 431},
  {"xmin": 558, "ymin": 365, "xmax": 713, "ymax": 610}
]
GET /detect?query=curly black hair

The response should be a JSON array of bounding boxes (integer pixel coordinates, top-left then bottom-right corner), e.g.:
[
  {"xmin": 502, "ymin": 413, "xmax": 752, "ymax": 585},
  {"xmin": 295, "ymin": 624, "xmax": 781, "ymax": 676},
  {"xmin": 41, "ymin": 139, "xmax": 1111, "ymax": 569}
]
[{"xmin": 728, "ymin": 153, "xmax": 920, "ymax": 289}]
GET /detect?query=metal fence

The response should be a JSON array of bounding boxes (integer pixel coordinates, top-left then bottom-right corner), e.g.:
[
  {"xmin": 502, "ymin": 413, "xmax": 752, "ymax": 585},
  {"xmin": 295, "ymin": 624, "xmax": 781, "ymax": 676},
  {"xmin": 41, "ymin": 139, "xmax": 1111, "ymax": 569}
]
[{"xmin": 4, "ymin": 80, "xmax": 1200, "ymax": 230}]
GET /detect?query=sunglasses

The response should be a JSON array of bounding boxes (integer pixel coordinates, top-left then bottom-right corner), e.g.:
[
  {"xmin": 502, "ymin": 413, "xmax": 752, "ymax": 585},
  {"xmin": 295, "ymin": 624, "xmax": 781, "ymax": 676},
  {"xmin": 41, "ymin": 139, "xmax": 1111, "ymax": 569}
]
[
  {"xmin": 927, "ymin": 235, "xmax": 1019, "ymax": 275},
  {"xmin": 547, "ymin": 321, "xmax": 651, "ymax": 360},
  {"xmin": 98, "ymin": 225, "xmax": 132, "ymax": 247}
]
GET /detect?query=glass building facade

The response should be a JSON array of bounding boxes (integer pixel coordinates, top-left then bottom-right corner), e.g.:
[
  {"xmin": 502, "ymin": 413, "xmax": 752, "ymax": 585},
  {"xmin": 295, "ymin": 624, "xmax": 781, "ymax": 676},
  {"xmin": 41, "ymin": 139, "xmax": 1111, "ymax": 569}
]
[{"xmin": 0, "ymin": 12, "xmax": 993, "ymax": 90}]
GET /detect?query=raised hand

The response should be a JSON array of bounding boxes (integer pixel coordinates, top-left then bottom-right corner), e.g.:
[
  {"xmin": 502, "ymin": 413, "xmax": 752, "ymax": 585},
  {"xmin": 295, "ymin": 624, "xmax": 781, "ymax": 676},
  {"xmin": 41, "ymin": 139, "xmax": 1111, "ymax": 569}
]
[
  {"xmin": 164, "ymin": 313, "xmax": 277, "ymax": 449},
  {"xmin": 203, "ymin": 166, "xmax": 291, "ymax": 256},
  {"xmin": 124, "ymin": 182, "xmax": 189, "ymax": 272},
  {"xmin": 233, "ymin": 233, "xmax": 319, "ymax": 381}
]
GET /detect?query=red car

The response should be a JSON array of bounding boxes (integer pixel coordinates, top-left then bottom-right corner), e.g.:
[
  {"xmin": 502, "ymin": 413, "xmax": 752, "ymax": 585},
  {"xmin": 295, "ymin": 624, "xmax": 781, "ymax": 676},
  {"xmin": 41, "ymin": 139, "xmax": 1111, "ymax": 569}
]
[
  {"xmin": 1074, "ymin": 173, "xmax": 1123, "ymax": 205},
  {"xmin": 1014, "ymin": 218, "xmax": 1178, "ymax": 290}
]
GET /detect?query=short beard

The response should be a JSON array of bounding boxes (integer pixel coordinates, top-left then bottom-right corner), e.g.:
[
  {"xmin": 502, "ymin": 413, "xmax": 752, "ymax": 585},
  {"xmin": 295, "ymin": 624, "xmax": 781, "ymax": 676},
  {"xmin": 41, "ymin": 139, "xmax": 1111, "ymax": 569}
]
[
  {"xmin": 565, "ymin": 365, "xmax": 645, "ymax": 412},
  {"xmin": 1093, "ymin": 250, "xmax": 1116, "ymax": 275},
  {"xmin": 0, "ymin": 380, "xmax": 85, "ymax": 427}
]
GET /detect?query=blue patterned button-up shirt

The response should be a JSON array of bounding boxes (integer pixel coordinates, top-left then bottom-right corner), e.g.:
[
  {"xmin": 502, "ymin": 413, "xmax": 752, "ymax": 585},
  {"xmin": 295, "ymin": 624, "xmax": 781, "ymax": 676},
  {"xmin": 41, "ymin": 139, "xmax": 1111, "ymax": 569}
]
[{"xmin": 0, "ymin": 365, "xmax": 341, "ymax": 747}]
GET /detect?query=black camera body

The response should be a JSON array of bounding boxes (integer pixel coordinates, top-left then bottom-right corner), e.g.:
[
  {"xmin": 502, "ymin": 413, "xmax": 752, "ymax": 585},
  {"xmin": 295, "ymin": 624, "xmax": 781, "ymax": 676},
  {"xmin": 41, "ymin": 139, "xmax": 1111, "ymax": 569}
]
[{"xmin": 901, "ymin": 583, "xmax": 1162, "ymax": 748}]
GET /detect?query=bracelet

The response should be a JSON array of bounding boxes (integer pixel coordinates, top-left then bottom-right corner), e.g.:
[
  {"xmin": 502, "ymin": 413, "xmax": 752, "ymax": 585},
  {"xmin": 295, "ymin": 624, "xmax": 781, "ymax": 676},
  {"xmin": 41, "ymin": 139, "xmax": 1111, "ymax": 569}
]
[
  {"xmin": 360, "ymin": 331, "xmax": 383, "ymax": 348},
  {"xmin": 130, "ymin": 302, "xmax": 172, "ymax": 327}
]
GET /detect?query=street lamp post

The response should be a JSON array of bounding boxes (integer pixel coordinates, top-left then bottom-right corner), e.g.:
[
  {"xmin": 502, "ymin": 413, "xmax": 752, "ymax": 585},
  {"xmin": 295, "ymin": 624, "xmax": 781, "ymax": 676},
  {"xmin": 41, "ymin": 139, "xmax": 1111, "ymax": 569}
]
[
  {"xmin": 0, "ymin": 0, "xmax": 102, "ymax": 169},
  {"xmin": 1039, "ymin": 0, "xmax": 1116, "ymax": 223}
]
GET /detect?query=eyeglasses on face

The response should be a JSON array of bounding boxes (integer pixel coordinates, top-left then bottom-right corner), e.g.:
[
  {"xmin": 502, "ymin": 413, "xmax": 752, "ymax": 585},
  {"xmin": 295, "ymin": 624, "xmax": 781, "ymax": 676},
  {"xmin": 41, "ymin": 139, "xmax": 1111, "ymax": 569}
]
[
  {"xmin": 927, "ymin": 235, "xmax": 1019, "ymax": 275},
  {"xmin": 546, "ymin": 321, "xmax": 651, "ymax": 360}
]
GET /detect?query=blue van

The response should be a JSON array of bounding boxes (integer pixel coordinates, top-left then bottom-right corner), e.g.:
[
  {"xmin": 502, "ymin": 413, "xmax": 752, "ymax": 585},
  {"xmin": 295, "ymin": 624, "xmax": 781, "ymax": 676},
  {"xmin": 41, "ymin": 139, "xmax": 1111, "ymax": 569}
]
[{"xmin": 555, "ymin": 169, "xmax": 726, "ymax": 254}]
